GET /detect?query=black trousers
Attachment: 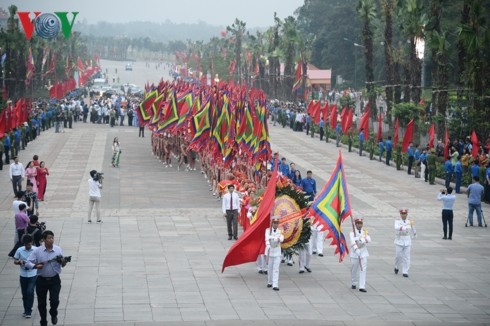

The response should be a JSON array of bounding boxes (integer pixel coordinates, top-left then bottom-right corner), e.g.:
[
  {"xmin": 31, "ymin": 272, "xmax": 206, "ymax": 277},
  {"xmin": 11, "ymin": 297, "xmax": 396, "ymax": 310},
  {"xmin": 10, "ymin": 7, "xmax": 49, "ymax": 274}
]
[
  {"xmin": 442, "ymin": 209, "xmax": 453, "ymax": 239},
  {"xmin": 319, "ymin": 127, "xmax": 324, "ymax": 141},
  {"xmin": 226, "ymin": 209, "xmax": 238, "ymax": 238},
  {"xmin": 36, "ymin": 275, "xmax": 61, "ymax": 326},
  {"xmin": 408, "ymin": 156, "xmax": 414, "ymax": 174}
]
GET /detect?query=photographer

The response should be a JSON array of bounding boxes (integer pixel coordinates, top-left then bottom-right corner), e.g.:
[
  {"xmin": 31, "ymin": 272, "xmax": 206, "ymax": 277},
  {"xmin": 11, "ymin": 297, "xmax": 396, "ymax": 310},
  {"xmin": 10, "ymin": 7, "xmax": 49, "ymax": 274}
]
[
  {"xmin": 13, "ymin": 234, "xmax": 37, "ymax": 319},
  {"xmin": 437, "ymin": 187, "xmax": 456, "ymax": 240},
  {"xmin": 88, "ymin": 170, "xmax": 103, "ymax": 223},
  {"xmin": 26, "ymin": 230, "xmax": 68, "ymax": 326},
  {"xmin": 26, "ymin": 215, "xmax": 45, "ymax": 246}
]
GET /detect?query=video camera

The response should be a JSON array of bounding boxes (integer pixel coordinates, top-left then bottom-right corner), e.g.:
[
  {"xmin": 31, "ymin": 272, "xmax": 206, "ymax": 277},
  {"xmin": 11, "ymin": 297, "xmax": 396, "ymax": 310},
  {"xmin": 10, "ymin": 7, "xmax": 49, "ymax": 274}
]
[
  {"xmin": 54, "ymin": 255, "xmax": 72, "ymax": 264},
  {"xmin": 92, "ymin": 170, "xmax": 104, "ymax": 182}
]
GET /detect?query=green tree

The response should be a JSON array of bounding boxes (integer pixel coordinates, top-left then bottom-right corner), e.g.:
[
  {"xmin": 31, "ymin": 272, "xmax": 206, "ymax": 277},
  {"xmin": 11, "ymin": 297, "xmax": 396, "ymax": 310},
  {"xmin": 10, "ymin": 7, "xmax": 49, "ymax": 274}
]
[{"xmin": 358, "ymin": 0, "xmax": 377, "ymax": 119}]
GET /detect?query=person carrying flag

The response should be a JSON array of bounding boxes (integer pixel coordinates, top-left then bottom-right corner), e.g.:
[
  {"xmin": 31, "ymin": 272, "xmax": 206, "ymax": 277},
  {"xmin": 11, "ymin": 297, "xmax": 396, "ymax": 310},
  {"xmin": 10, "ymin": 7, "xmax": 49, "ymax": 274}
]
[{"xmin": 350, "ymin": 217, "xmax": 371, "ymax": 292}]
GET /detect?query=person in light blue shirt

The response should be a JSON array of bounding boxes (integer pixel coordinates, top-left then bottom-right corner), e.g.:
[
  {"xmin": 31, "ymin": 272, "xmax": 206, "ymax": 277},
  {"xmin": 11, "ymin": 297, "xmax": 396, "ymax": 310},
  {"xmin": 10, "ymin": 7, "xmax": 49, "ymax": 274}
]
[
  {"xmin": 470, "ymin": 161, "xmax": 480, "ymax": 178},
  {"xmin": 414, "ymin": 144, "xmax": 421, "ymax": 178},
  {"xmin": 359, "ymin": 129, "xmax": 365, "ymax": 156},
  {"xmin": 385, "ymin": 136, "xmax": 393, "ymax": 166},
  {"xmin": 3, "ymin": 134, "xmax": 10, "ymax": 164},
  {"xmin": 485, "ymin": 163, "xmax": 490, "ymax": 204},
  {"xmin": 378, "ymin": 137, "xmax": 385, "ymax": 162},
  {"xmin": 13, "ymin": 234, "xmax": 38, "ymax": 318},
  {"xmin": 420, "ymin": 148, "xmax": 429, "ymax": 182},
  {"xmin": 444, "ymin": 159, "xmax": 453, "ymax": 188},
  {"xmin": 467, "ymin": 176, "xmax": 484, "ymax": 226},
  {"xmin": 319, "ymin": 117, "xmax": 325, "ymax": 141},
  {"xmin": 336, "ymin": 122, "xmax": 342, "ymax": 147},
  {"xmin": 305, "ymin": 114, "xmax": 311, "ymax": 135},
  {"xmin": 437, "ymin": 187, "xmax": 456, "ymax": 239},
  {"xmin": 454, "ymin": 157, "xmax": 463, "ymax": 194},
  {"xmin": 407, "ymin": 143, "xmax": 415, "ymax": 175}
]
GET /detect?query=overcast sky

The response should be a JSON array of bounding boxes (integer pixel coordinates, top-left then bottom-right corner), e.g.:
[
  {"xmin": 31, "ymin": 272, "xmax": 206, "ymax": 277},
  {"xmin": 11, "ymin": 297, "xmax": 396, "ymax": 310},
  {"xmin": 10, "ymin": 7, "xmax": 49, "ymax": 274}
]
[{"xmin": 7, "ymin": 0, "xmax": 305, "ymax": 27}]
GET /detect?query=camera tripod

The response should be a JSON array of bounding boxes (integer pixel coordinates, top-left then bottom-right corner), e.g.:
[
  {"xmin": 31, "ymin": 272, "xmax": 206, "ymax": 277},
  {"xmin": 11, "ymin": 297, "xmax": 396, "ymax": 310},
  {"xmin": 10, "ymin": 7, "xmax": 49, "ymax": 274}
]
[{"xmin": 465, "ymin": 208, "xmax": 487, "ymax": 227}]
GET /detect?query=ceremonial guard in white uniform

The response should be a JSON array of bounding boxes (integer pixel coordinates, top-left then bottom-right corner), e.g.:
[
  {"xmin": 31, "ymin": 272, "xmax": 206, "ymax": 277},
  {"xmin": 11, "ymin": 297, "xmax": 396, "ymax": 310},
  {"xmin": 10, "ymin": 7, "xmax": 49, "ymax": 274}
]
[
  {"xmin": 349, "ymin": 217, "xmax": 371, "ymax": 292},
  {"xmin": 394, "ymin": 209, "xmax": 417, "ymax": 277},
  {"xmin": 311, "ymin": 222, "xmax": 325, "ymax": 256},
  {"xmin": 298, "ymin": 232, "xmax": 312, "ymax": 274},
  {"xmin": 265, "ymin": 217, "xmax": 284, "ymax": 291}
]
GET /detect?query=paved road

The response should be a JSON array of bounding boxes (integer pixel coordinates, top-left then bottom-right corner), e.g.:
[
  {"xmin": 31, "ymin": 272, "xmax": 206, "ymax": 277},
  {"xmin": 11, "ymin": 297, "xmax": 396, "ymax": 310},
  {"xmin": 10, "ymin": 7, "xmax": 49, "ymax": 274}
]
[{"xmin": 0, "ymin": 118, "xmax": 489, "ymax": 325}]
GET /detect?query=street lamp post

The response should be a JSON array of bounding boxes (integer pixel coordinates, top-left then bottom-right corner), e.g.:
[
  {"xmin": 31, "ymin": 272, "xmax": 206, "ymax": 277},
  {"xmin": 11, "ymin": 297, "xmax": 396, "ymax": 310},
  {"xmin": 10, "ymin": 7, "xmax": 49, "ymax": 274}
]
[{"xmin": 344, "ymin": 38, "xmax": 365, "ymax": 90}]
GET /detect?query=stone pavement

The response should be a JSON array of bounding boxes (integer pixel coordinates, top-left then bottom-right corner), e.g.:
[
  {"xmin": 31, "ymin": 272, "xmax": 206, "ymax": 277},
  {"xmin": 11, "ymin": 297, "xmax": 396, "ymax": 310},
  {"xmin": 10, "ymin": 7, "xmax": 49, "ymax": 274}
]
[{"xmin": 0, "ymin": 119, "xmax": 489, "ymax": 326}]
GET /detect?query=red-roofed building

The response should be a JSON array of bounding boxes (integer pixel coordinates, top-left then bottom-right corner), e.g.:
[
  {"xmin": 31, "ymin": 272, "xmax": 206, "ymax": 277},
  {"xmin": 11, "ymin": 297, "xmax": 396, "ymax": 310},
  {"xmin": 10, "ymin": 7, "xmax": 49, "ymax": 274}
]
[{"xmin": 306, "ymin": 64, "xmax": 332, "ymax": 100}]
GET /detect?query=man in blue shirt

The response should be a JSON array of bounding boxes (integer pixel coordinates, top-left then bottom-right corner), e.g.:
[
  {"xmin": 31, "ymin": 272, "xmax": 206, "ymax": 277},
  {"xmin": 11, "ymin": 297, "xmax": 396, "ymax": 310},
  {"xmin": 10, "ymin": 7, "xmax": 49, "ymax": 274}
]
[
  {"xmin": 14, "ymin": 128, "xmax": 21, "ymax": 156},
  {"xmin": 319, "ymin": 117, "xmax": 325, "ymax": 141},
  {"xmin": 385, "ymin": 136, "xmax": 393, "ymax": 166},
  {"xmin": 359, "ymin": 129, "xmax": 365, "ymax": 156},
  {"xmin": 414, "ymin": 144, "xmax": 421, "ymax": 178},
  {"xmin": 470, "ymin": 161, "xmax": 480, "ymax": 178},
  {"xmin": 378, "ymin": 137, "xmax": 385, "ymax": 162},
  {"xmin": 467, "ymin": 176, "xmax": 484, "ymax": 226},
  {"xmin": 278, "ymin": 157, "xmax": 289, "ymax": 177},
  {"xmin": 486, "ymin": 163, "xmax": 490, "ymax": 203},
  {"xmin": 454, "ymin": 157, "xmax": 463, "ymax": 194},
  {"xmin": 407, "ymin": 143, "xmax": 415, "ymax": 175},
  {"xmin": 4, "ymin": 133, "xmax": 11, "ymax": 164},
  {"xmin": 301, "ymin": 170, "xmax": 317, "ymax": 201},
  {"xmin": 305, "ymin": 114, "xmax": 311, "ymax": 135},
  {"xmin": 13, "ymin": 234, "xmax": 38, "ymax": 318},
  {"xmin": 444, "ymin": 158, "xmax": 453, "ymax": 188},
  {"xmin": 336, "ymin": 122, "xmax": 342, "ymax": 147},
  {"xmin": 288, "ymin": 162, "xmax": 297, "ymax": 180}
]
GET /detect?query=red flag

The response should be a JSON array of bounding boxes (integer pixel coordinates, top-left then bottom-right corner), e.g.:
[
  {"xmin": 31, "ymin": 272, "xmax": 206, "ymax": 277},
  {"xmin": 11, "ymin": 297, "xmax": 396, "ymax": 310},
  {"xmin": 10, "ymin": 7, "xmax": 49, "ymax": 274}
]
[
  {"xmin": 428, "ymin": 123, "xmax": 435, "ymax": 149},
  {"xmin": 313, "ymin": 101, "xmax": 321, "ymax": 124},
  {"xmin": 359, "ymin": 107, "xmax": 370, "ymax": 139},
  {"xmin": 222, "ymin": 156, "xmax": 279, "ymax": 272},
  {"xmin": 329, "ymin": 104, "xmax": 337, "ymax": 129},
  {"xmin": 342, "ymin": 109, "xmax": 353, "ymax": 134},
  {"xmin": 0, "ymin": 110, "xmax": 5, "ymax": 137},
  {"xmin": 471, "ymin": 130, "xmax": 479, "ymax": 158},
  {"xmin": 393, "ymin": 118, "xmax": 399, "ymax": 146},
  {"xmin": 340, "ymin": 107, "xmax": 348, "ymax": 133},
  {"xmin": 402, "ymin": 119, "xmax": 414, "ymax": 152},
  {"xmin": 377, "ymin": 113, "xmax": 383, "ymax": 142},
  {"xmin": 444, "ymin": 125, "xmax": 449, "ymax": 159},
  {"xmin": 307, "ymin": 100, "xmax": 315, "ymax": 115},
  {"xmin": 321, "ymin": 102, "xmax": 329, "ymax": 121}
]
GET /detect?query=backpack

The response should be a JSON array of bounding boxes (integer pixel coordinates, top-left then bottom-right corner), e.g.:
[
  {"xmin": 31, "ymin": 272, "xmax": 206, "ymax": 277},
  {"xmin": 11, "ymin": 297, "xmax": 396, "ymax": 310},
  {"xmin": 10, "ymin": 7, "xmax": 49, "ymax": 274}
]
[{"xmin": 21, "ymin": 226, "xmax": 40, "ymax": 243}]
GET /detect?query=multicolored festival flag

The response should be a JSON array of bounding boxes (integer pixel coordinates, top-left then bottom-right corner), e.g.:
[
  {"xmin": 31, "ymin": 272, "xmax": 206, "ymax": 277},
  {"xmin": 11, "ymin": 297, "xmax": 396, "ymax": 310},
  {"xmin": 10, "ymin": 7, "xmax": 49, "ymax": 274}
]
[
  {"xmin": 25, "ymin": 46, "xmax": 35, "ymax": 85},
  {"xmin": 308, "ymin": 151, "xmax": 352, "ymax": 262},
  {"xmin": 291, "ymin": 60, "xmax": 302, "ymax": 95}
]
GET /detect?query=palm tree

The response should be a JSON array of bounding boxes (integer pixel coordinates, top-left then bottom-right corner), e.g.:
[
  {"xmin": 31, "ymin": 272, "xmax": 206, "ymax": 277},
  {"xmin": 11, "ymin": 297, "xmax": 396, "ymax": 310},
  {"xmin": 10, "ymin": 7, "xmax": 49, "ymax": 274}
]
[
  {"xmin": 226, "ymin": 19, "xmax": 247, "ymax": 84},
  {"xmin": 457, "ymin": 0, "xmax": 490, "ymax": 139},
  {"xmin": 280, "ymin": 16, "xmax": 300, "ymax": 100},
  {"xmin": 399, "ymin": 0, "xmax": 426, "ymax": 104},
  {"xmin": 381, "ymin": 0, "xmax": 396, "ymax": 126},
  {"xmin": 358, "ymin": 0, "xmax": 377, "ymax": 118}
]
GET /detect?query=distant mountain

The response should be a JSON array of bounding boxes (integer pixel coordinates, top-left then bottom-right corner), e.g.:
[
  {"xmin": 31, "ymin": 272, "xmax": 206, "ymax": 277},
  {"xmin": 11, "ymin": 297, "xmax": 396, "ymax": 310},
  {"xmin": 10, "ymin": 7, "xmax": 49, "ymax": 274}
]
[{"xmin": 75, "ymin": 20, "xmax": 225, "ymax": 42}]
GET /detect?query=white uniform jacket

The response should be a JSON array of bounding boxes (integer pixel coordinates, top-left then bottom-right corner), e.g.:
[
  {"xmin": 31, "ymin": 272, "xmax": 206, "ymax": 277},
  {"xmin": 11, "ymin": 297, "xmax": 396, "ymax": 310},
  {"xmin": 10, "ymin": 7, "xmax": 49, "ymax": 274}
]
[
  {"xmin": 394, "ymin": 219, "xmax": 416, "ymax": 246},
  {"xmin": 265, "ymin": 228, "xmax": 284, "ymax": 257},
  {"xmin": 349, "ymin": 228, "xmax": 371, "ymax": 258}
]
